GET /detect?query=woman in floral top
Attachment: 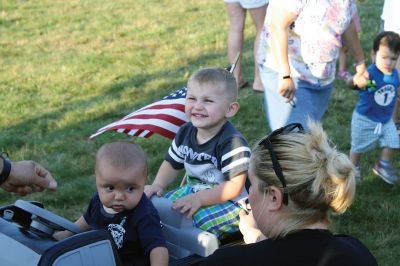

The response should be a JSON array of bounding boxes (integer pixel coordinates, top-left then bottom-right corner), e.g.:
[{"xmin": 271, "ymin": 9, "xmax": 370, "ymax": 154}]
[{"xmin": 258, "ymin": 0, "xmax": 368, "ymax": 130}]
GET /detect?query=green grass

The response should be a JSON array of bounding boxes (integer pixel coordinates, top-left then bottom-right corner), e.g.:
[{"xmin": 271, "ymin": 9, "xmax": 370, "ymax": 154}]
[{"xmin": 0, "ymin": 0, "xmax": 398, "ymax": 265}]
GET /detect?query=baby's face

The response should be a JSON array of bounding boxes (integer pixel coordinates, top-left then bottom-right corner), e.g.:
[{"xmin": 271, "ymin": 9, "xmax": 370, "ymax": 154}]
[
  {"xmin": 96, "ymin": 161, "xmax": 146, "ymax": 213},
  {"xmin": 374, "ymin": 44, "xmax": 399, "ymax": 75}
]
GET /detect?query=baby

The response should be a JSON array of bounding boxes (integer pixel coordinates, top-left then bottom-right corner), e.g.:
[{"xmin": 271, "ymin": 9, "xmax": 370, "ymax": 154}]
[{"xmin": 55, "ymin": 141, "xmax": 168, "ymax": 266}]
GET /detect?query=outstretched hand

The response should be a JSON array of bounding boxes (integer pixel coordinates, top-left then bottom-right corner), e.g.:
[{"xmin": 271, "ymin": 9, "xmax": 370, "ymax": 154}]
[
  {"xmin": 1, "ymin": 160, "xmax": 57, "ymax": 196},
  {"xmin": 172, "ymin": 193, "xmax": 202, "ymax": 218}
]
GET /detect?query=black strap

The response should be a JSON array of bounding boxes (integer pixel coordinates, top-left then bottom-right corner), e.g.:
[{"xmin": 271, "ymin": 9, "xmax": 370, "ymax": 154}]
[{"xmin": 0, "ymin": 154, "xmax": 11, "ymax": 184}]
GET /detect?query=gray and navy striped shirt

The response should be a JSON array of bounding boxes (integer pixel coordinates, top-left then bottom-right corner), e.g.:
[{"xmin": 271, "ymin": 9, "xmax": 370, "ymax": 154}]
[{"xmin": 165, "ymin": 121, "xmax": 251, "ymax": 200}]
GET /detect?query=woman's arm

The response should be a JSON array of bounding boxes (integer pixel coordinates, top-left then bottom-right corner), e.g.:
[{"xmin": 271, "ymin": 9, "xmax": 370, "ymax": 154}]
[
  {"xmin": 268, "ymin": 4, "xmax": 298, "ymax": 101},
  {"xmin": 342, "ymin": 19, "xmax": 369, "ymax": 88}
]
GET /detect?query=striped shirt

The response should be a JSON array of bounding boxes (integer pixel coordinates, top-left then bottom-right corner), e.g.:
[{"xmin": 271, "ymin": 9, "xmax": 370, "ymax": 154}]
[{"xmin": 165, "ymin": 122, "xmax": 251, "ymax": 187}]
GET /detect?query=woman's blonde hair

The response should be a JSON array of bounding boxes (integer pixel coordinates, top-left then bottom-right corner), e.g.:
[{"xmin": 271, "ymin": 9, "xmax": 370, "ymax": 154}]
[{"xmin": 251, "ymin": 121, "xmax": 356, "ymax": 239}]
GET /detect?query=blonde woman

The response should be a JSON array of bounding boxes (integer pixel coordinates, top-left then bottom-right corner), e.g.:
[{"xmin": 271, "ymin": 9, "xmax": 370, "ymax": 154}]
[{"xmin": 202, "ymin": 121, "xmax": 377, "ymax": 266}]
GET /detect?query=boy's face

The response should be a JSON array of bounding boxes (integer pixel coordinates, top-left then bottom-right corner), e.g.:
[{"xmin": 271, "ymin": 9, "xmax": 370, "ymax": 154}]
[
  {"xmin": 185, "ymin": 81, "xmax": 235, "ymax": 132},
  {"xmin": 95, "ymin": 160, "xmax": 146, "ymax": 213},
  {"xmin": 374, "ymin": 44, "xmax": 399, "ymax": 74}
]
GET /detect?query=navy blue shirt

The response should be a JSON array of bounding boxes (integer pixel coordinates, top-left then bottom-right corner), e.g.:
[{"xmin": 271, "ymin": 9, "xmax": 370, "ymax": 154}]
[{"xmin": 83, "ymin": 193, "xmax": 166, "ymax": 264}]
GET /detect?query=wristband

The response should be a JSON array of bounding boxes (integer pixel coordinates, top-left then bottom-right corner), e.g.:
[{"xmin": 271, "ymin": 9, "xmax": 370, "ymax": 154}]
[
  {"xmin": 0, "ymin": 154, "xmax": 11, "ymax": 185},
  {"xmin": 282, "ymin": 75, "xmax": 291, "ymax": 79}
]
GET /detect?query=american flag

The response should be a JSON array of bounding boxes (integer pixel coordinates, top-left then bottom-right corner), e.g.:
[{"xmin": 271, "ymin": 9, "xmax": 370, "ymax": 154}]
[
  {"xmin": 89, "ymin": 87, "xmax": 188, "ymax": 139},
  {"xmin": 90, "ymin": 53, "xmax": 240, "ymax": 140}
]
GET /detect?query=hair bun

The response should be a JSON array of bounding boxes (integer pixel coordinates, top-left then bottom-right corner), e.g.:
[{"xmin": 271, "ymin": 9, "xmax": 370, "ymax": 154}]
[{"xmin": 305, "ymin": 121, "xmax": 355, "ymax": 213}]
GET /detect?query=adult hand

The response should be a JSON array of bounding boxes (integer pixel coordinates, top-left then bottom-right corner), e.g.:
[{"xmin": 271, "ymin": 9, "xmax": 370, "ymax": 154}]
[
  {"xmin": 278, "ymin": 78, "xmax": 296, "ymax": 102},
  {"xmin": 238, "ymin": 210, "xmax": 265, "ymax": 244},
  {"xmin": 353, "ymin": 63, "xmax": 369, "ymax": 89},
  {"xmin": 144, "ymin": 183, "xmax": 164, "ymax": 198},
  {"xmin": 172, "ymin": 193, "xmax": 202, "ymax": 218},
  {"xmin": 1, "ymin": 160, "xmax": 57, "ymax": 196}
]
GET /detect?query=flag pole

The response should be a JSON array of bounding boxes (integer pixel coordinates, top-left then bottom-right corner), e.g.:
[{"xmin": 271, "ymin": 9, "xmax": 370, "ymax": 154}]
[{"xmin": 229, "ymin": 52, "xmax": 240, "ymax": 74}]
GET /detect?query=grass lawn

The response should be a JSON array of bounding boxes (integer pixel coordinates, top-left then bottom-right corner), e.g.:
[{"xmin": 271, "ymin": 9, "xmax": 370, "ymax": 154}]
[{"xmin": 0, "ymin": 0, "xmax": 398, "ymax": 265}]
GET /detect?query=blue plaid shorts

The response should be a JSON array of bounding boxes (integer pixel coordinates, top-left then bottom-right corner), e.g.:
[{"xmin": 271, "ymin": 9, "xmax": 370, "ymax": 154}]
[
  {"xmin": 164, "ymin": 184, "xmax": 241, "ymax": 237},
  {"xmin": 351, "ymin": 111, "xmax": 400, "ymax": 153}
]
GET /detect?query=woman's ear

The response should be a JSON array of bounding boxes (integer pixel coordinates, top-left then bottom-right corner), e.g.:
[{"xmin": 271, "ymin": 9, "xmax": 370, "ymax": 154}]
[
  {"xmin": 226, "ymin": 101, "xmax": 240, "ymax": 118},
  {"xmin": 266, "ymin": 186, "xmax": 284, "ymax": 211}
]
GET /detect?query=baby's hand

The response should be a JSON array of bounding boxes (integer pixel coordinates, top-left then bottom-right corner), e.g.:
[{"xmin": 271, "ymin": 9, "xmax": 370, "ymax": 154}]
[
  {"xmin": 144, "ymin": 184, "xmax": 164, "ymax": 198},
  {"xmin": 53, "ymin": 230, "xmax": 73, "ymax": 241},
  {"xmin": 172, "ymin": 193, "xmax": 202, "ymax": 218}
]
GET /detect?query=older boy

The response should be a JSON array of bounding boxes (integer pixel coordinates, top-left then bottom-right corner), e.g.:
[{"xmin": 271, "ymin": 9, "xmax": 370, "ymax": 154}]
[
  {"xmin": 350, "ymin": 31, "xmax": 400, "ymax": 184},
  {"xmin": 145, "ymin": 67, "xmax": 251, "ymax": 237},
  {"xmin": 55, "ymin": 141, "xmax": 168, "ymax": 266}
]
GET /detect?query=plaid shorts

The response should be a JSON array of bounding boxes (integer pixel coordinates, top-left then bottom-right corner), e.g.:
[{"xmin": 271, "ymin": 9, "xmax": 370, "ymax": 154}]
[
  {"xmin": 351, "ymin": 111, "xmax": 400, "ymax": 153},
  {"xmin": 164, "ymin": 184, "xmax": 241, "ymax": 237}
]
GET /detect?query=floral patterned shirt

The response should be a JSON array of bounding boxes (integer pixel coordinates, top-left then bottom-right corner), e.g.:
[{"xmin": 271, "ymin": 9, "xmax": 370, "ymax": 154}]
[{"xmin": 258, "ymin": 0, "xmax": 357, "ymax": 85}]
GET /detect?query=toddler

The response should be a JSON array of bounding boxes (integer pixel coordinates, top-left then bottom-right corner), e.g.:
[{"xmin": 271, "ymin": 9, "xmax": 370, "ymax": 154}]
[
  {"xmin": 145, "ymin": 67, "xmax": 251, "ymax": 237},
  {"xmin": 350, "ymin": 31, "xmax": 400, "ymax": 184}
]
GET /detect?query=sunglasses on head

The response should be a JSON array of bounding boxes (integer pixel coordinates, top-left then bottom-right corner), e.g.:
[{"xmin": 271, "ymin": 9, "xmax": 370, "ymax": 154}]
[{"xmin": 257, "ymin": 123, "xmax": 304, "ymax": 205}]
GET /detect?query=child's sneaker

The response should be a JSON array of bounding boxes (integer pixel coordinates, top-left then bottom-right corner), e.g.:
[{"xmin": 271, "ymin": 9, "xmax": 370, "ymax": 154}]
[{"xmin": 372, "ymin": 161, "xmax": 398, "ymax": 184}]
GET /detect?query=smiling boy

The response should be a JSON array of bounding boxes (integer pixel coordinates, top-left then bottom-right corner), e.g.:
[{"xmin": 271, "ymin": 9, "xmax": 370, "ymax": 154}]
[{"xmin": 145, "ymin": 67, "xmax": 251, "ymax": 237}]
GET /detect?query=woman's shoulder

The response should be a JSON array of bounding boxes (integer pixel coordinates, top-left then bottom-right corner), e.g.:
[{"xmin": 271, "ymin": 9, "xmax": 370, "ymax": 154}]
[
  {"xmin": 201, "ymin": 240, "xmax": 275, "ymax": 266},
  {"xmin": 331, "ymin": 233, "xmax": 378, "ymax": 266},
  {"xmin": 293, "ymin": 230, "xmax": 377, "ymax": 266},
  {"xmin": 202, "ymin": 230, "xmax": 377, "ymax": 266}
]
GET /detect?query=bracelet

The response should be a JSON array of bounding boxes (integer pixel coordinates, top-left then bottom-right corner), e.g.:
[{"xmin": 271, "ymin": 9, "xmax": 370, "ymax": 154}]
[
  {"xmin": 282, "ymin": 75, "xmax": 291, "ymax": 79},
  {"xmin": 0, "ymin": 154, "xmax": 11, "ymax": 185}
]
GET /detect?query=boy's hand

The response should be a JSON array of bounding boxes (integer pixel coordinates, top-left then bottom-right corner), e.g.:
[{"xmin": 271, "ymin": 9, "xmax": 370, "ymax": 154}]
[
  {"xmin": 144, "ymin": 184, "xmax": 164, "ymax": 198},
  {"xmin": 172, "ymin": 193, "xmax": 202, "ymax": 218}
]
